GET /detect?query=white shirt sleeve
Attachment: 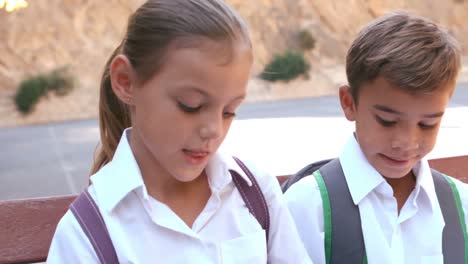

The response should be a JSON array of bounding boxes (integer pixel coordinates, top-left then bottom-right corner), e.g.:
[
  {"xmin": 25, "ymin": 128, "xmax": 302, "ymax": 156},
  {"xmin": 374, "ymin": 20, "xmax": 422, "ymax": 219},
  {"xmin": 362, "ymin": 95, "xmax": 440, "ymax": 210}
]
[
  {"xmin": 47, "ymin": 211, "xmax": 99, "ymax": 264},
  {"xmin": 284, "ymin": 176, "xmax": 326, "ymax": 264},
  {"xmin": 243, "ymin": 160, "xmax": 313, "ymax": 264}
]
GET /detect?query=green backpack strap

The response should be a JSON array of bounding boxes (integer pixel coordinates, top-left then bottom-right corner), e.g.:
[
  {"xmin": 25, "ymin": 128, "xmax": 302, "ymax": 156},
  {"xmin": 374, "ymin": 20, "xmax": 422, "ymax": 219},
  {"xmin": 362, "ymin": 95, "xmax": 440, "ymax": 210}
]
[
  {"xmin": 313, "ymin": 158, "xmax": 367, "ymax": 264},
  {"xmin": 314, "ymin": 162, "xmax": 467, "ymax": 264},
  {"xmin": 432, "ymin": 169, "xmax": 468, "ymax": 264}
]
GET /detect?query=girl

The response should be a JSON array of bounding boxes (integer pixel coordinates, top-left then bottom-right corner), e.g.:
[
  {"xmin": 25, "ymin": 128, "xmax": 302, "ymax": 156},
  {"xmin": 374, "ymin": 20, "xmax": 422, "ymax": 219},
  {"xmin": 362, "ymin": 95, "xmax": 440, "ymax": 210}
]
[{"xmin": 47, "ymin": 0, "xmax": 311, "ymax": 263}]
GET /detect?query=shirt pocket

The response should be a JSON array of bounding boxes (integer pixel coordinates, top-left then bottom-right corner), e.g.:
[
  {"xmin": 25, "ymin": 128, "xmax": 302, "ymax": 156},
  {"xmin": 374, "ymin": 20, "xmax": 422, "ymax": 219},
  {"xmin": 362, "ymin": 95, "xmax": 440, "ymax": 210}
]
[
  {"xmin": 420, "ymin": 254, "xmax": 443, "ymax": 264},
  {"xmin": 220, "ymin": 230, "xmax": 267, "ymax": 264}
]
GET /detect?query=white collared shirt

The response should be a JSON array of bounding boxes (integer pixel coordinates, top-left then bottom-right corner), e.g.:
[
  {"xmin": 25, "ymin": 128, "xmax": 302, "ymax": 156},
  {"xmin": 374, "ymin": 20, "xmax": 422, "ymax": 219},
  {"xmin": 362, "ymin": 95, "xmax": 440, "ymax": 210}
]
[
  {"xmin": 284, "ymin": 135, "xmax": 468, "ymax": 264},
  {"xmin": 47, "ymin": 129, "xmax": 311, "ymax": 264}
]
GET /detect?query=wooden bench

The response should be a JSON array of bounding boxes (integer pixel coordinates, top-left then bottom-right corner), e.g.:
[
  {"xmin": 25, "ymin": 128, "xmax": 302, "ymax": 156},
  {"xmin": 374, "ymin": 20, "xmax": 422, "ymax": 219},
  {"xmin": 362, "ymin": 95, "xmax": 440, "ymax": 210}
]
[{"xmin": 1, "ymin": 155, "xmax": 467, "ymax": 263}]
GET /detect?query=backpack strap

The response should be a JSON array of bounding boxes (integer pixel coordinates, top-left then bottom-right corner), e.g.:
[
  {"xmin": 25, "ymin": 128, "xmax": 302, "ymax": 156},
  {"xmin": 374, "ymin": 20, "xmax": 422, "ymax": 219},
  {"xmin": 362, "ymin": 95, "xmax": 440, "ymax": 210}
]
[
  {"xmin": 230, "ymin": 156, "xmax": 270, "ymax": 243},
  {"xmin": 314, "ymin": 158, "xmax": 366, "ymax": 264},
  {"xmin": 70, "ymin": 190, "xmax": 119, "ymax": 264},
  {"xmin": 432, "ymin": 169, "xmax": 467, "ymax": 264},
  {"xmin": 69, "ymin": 158, "xmax": 271, "ymax": 261},
  {"xmin": 281, "ymin": 158, "xmax": 333, "ymax": 193},
  {"xmin": 315, "ymin": 160, "xmax": 466, "ymax": 264}
]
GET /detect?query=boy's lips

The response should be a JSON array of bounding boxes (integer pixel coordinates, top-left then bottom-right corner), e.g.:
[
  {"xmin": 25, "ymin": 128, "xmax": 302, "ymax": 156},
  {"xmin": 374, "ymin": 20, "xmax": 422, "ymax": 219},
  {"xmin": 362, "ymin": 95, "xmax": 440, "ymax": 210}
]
[{"xmin": 380, "ymin": 153, "xmax": 412, "ymax": 166}]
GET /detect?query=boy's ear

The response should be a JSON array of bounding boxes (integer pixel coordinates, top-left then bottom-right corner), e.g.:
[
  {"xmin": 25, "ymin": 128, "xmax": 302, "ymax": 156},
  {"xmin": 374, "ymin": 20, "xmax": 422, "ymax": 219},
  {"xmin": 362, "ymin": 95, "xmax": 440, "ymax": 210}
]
[
  {"xmin": 109, "ymin": 55, "xmax": 136, "ymax": 106},
  {"xmin": 339, "ymin": 85, "xmax": 356, "ymax": 121}
]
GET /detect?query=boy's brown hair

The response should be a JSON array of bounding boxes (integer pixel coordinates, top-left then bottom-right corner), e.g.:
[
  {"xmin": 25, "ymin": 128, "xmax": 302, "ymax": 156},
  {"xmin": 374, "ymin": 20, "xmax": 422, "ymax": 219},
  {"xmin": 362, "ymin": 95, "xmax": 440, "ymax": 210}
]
[{"xmin": 346, "ymin": 11, "xmax": 462, "ymax": 102}]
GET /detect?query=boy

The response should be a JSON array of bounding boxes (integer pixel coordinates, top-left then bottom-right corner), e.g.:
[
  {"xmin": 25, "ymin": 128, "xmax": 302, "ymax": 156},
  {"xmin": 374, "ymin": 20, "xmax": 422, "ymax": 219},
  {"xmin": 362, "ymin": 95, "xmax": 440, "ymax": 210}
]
[{"xmin": 284, "ymin": 11, "xmax": 467, "ymax": 264}]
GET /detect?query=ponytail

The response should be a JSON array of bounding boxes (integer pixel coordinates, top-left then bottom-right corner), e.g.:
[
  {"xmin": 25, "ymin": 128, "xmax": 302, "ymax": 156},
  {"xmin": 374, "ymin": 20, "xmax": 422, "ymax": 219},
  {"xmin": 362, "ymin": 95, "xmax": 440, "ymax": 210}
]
[{"xmin": 90, "ymin": 45, "xmax": 131, "ymax": 175}]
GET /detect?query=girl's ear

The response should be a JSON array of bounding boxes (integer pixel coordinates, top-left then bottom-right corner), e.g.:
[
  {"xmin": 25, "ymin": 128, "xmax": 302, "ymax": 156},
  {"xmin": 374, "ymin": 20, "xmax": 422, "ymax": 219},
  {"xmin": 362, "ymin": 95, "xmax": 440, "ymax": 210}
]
[
  {"xmin": 339, "ymin": 85, "xmax": 357, "ymax": 121},
  {"xmin": 110, "ymin": 55, "xmax": 136, "ymax": 106}
]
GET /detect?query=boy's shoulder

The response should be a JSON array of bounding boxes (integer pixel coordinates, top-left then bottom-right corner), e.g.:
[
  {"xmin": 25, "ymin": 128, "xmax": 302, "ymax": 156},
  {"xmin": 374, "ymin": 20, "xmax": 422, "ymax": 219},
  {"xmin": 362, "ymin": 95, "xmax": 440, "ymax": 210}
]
[
  {"xmin": 441, "ymin": 173, "xmax": 468, "ymax": 195},
  {"xmin": 281, "ymin": 158, "xmax": 333, "ymax": 193},
  {"xmin": 283, "ymin": 170, "xmax": 322, "ymax": 205}
]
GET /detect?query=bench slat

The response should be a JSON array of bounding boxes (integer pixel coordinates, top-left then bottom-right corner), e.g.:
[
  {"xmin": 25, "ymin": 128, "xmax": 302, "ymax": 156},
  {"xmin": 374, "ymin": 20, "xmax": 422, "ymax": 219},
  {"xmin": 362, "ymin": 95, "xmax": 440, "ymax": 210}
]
[
  {"xmin": 0, "ymin": 195, "xmax": 76, "ymax": 263},
  {"xmin": 429, "ymin": 155, "xmax": 468, "ymax": 183},
  {"xmin": 0, "ymin": 155, "xmax": 466, "ymax": 263}
]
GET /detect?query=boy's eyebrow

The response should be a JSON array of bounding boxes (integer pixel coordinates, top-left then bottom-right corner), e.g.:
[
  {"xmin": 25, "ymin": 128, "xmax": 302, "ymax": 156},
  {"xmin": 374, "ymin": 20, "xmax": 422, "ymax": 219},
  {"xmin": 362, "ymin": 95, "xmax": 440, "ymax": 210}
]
[
  {"xmin": 373, "ymin": 104, "xmax": 444, "ymax": 118},
  {"xmin": 422, "ymin": 112, "xmax": 445, "ymax": 118},
  {"xmin": 373, "ymin": 104, "xmax": 401, "ymax": 114}
]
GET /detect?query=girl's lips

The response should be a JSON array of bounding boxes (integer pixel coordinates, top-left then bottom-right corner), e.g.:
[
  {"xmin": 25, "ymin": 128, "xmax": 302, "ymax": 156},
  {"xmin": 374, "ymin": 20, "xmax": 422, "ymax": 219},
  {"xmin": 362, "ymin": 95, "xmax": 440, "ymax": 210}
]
[{"xmin": 182, "ymin": 149, "xmax": 210, "ymax": 165}]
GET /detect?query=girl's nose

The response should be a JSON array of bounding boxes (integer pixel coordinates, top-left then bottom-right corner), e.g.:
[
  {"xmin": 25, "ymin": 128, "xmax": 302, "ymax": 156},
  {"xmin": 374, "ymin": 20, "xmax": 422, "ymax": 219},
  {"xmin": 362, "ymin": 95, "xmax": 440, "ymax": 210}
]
[{"xmin": 199, "ymin": 115, "xmax": 223, "ymax": 141}]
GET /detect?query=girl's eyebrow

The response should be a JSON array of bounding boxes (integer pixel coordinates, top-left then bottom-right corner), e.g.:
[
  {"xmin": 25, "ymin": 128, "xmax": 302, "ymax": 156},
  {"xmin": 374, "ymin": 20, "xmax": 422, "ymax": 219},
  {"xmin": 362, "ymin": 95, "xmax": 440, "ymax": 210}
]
[
  {"xmin": 179, "ymin": 86, "xmax": 246, "ymax": 101},
  {"xmin": 178, "ymin": 86, "xmax": 209, "ymax": 97},
  {"xmin": 373, "ymin": 104, "xmax": 444, "ymax": 118}
]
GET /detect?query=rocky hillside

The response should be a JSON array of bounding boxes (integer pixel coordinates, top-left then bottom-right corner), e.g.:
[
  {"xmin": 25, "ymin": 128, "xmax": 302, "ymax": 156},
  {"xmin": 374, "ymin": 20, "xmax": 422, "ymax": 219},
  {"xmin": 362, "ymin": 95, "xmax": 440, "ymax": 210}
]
[{"xmin": 0, "ymin": 0, "xmax": 467, "ymax": 127}]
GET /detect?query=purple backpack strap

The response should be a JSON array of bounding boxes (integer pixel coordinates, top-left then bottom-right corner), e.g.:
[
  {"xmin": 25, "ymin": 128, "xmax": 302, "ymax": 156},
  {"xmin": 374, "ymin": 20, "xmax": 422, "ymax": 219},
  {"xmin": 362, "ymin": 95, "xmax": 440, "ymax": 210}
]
[
  {"xmin": 230, "ymin": 156, "xmax": 270, "ymax": 243},
  {"xmin": 70, "ymin": 190, "xmax": 119, "ymax": 264}
]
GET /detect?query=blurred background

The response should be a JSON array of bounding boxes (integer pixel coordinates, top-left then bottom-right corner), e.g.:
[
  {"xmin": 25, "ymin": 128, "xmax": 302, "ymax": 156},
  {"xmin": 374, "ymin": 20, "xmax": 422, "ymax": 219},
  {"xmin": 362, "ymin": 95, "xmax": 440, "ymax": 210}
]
[
  {"xmin": 1, "ymin": 0, "xmax": 467, "ymax": 200},
  {"xmin": 1, "ymin": 0, "xmax": 467, "ymax": 126}
]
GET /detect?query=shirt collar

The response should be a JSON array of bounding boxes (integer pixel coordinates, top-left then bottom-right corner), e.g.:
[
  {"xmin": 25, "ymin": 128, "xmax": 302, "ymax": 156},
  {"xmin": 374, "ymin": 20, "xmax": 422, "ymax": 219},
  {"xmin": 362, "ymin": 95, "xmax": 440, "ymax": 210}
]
[
  {"xmin": 90, "ymin": 128, "xmax": 252, "ymax": 212},
  {"xmin": 339, "ymin": 135, "xmax": 386, "ymax": 205},
  {"xmin": 205, "ymin": 151, "xmax": 252, "ymax": 191},
  {"xmin": 91, "ymin": 128, "xmax": 148, "ymax": 213},
  {"xmin": 340, "ymin": 134, "xmax": 440, "ymax": 212},
  {"xmin": 412, "ymin": 158, "xmax": 439, "ymax": 213}
]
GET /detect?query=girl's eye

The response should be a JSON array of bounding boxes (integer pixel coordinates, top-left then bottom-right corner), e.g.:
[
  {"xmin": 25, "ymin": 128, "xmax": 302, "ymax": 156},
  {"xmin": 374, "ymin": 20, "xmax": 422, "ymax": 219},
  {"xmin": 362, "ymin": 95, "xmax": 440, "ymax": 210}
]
[
  {"xmin": 375, "ymin": 116, "xmax": 396, "ymax": 127},
  {"xmin": 178, "ymin": 102, "xmax": 202, "ymax": 113},
  {"xmin": 223, "ymin": 111, "xmax": 236, "ymax": 119},
  {"xmin": 419, "ymin": 122, "xmax": 437, "ymax": 130}
]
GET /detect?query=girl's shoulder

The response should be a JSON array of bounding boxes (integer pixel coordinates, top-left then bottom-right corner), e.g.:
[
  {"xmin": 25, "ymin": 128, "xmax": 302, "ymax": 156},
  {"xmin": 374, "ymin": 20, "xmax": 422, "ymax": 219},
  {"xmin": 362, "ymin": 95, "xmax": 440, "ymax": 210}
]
[
  {"xmin": 230, "ymin": 157, "xmax": 276, "ymax": 189},
  {"xmin": 230, "ymin": 157, "xmax": 285, "ymax": 208},
  {"xmin": 48, "ymin": 188, "xmax": 99, "ymax": 262}
]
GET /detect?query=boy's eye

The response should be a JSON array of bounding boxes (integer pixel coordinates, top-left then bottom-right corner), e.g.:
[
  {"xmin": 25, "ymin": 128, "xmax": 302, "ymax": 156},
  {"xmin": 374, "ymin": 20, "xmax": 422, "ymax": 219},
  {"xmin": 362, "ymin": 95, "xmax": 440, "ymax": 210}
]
[
  {"xmin": 178, "ymin": 102, "xmax": 202, "ymax": 113},
  {"xmin": 375, "ymin": 116, "xmax": 396, "ymax": 127},
  {"xmin": 418, "ymin": 122, "xmax": 437, "ymax": 130}
]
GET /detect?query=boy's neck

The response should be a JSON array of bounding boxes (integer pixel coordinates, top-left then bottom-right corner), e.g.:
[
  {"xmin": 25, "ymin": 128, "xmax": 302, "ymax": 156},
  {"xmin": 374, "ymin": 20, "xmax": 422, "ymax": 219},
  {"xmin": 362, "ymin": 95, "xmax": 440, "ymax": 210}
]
[{"xmin": 384, "ymin": 171, "xmax": 416, "ymax": 214}]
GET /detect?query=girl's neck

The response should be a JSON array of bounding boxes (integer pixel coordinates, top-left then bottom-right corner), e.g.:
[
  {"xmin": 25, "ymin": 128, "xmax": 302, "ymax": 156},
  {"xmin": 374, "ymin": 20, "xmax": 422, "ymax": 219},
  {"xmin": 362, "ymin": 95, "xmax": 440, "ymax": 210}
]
[
  {"xmin": 128, "ymin": 129, "xmax": 205, "ymax": 198},
  {"xmin": 138, "ymin": 153, "xmax": 211, "ymax": 228},
  {"xmin": 147, "ymin": 170, "xmax": 211, "ymax": 228},
  {"xmin": 129, "ymin": 132, "xmax": 211, "ymax": 227},
  {"xmin": 144, "ymin": 168, "xmax": 209, "ymax": 202}
]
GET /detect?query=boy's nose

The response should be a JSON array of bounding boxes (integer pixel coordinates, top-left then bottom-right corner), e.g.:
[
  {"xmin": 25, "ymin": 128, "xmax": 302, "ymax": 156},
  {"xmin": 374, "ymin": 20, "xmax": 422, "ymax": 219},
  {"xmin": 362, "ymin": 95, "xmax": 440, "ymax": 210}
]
[
  {"xmin": 391, "ymin": 127, "xmax": 421, "ymax": 151},
  {"xmin": 391, "ymin": 141, "xmax": 420, "ymax": 151}
]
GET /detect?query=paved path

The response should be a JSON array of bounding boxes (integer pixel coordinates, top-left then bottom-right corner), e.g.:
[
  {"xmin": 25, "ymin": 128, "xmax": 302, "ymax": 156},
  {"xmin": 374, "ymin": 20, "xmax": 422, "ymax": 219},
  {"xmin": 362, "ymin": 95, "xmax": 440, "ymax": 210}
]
[{"xmin": 1, "ymin": 84, "xmax": 467, "ymax": 200}]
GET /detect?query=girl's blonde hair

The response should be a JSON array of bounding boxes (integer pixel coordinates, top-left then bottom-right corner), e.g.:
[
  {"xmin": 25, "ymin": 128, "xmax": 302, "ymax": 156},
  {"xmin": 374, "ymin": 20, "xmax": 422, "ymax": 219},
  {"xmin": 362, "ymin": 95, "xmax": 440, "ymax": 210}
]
[{"xmin": 91, "ymin": 0, "xmax": 250, "ymax": 174}]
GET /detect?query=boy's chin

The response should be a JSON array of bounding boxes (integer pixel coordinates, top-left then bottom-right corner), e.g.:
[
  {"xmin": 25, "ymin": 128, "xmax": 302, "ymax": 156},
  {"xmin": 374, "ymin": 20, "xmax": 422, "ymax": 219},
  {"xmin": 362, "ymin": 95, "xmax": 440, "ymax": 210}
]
[{"xmin": 377, "ymin": 166, "xmax": 414, "ymax": 180}]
